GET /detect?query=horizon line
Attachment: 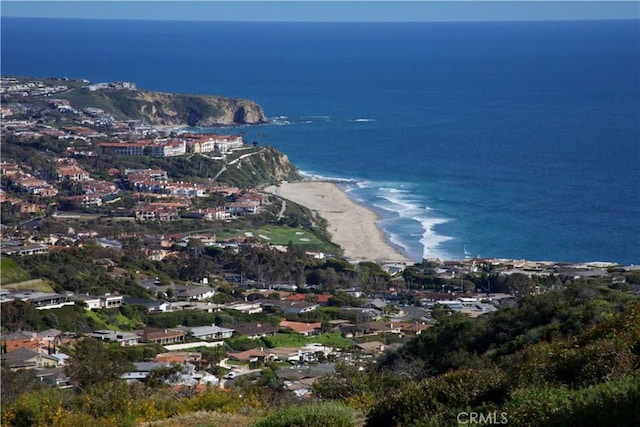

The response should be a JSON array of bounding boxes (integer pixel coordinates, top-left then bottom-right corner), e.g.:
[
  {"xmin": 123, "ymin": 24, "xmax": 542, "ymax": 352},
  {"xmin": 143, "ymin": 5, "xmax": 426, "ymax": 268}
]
[{"xmin": 2, "ymin": 15, "xmax": 637, "ymax": 23}]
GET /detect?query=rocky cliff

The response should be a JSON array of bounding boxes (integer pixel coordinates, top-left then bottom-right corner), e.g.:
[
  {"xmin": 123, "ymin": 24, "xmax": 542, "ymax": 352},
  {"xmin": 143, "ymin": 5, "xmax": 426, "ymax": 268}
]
[
  {"xmin": 219, "ymin": 146, "xmax": 302, "ymax": 187},
  {"xmin": 112, "ymin": 90, "xmax": 267, "ymax": 127}
]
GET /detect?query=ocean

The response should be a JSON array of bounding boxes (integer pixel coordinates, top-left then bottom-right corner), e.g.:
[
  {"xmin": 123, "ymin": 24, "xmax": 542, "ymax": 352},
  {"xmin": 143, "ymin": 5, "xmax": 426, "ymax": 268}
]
[{"xmin": 2, "ymin": 18, "xmax": 639, "ymax": 264}]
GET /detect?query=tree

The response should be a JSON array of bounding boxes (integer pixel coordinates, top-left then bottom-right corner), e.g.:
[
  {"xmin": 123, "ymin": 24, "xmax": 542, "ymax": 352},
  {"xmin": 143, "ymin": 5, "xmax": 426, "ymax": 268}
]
[
  {"xmin": 201, "ymin": 346, "xmax": 228, "ymax": 369},
  {"xmin": 187, "ymin": 237, "xmax": 205, "ymax": 257},
  {"xmin": 65, "ymin": 337, "xmax": 134, "ymax": 390},
  {"xmin": 1, "ymin": 367, "xmax": 46, "ymax": 406},
  {"xmin": 505, "ymin": 273, "xmax": 535, "ymax": 297}
]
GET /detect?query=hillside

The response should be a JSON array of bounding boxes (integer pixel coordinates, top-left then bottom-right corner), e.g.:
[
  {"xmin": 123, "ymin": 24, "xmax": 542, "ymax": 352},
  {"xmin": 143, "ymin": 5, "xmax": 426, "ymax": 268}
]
[
  {"xmin": 70, "ymin": 88, "xmax": 266, "ymax": 127},
  {"xmin": 3, "ymin": 76, "xmax": 267, "ymax": 126}
]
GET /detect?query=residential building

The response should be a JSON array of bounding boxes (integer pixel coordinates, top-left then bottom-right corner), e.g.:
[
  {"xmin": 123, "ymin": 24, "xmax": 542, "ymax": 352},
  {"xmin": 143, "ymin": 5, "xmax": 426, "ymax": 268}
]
[
  {"xmin": 279, "ymin": 320, "xmax": 322, "ymax": 336},
  {"xmin": 1, "ymin": 347, "xmax": 60, "ymax": 370},
  {"xmin": 139, "ymin": 328, "xmax": 186, "ymax": 345},
  {"xmin": 182, "ymin": 325, "xmax": 234, "ymax": 341},
  {"xmin": 233, "ymin": 322, "xmax": 279, "ymax": 340},
  {"xmin": 87, "ymin": 330, "xmax": 140, "ymax": 346}
]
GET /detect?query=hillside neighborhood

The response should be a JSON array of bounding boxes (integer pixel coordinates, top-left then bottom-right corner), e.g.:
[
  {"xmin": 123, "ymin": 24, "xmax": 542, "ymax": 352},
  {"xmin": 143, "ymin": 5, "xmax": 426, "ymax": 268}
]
[{"xmin": 2, "ymin": 76, "xmax": 640, "ymax": 426}]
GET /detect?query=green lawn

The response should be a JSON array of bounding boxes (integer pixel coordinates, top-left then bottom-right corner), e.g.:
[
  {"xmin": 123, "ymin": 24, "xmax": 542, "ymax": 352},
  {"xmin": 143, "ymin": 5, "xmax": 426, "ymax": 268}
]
[
  {"xmin": 217, "ymin": 225, "xmax": 336, "ymax": 253},
  {"xmin": 262, "ymin": 332, "xmax": 353, "ymax": 349},
  {"xmin": 0, "ymin": 257, "xmax": 32, "ymax": 285}
]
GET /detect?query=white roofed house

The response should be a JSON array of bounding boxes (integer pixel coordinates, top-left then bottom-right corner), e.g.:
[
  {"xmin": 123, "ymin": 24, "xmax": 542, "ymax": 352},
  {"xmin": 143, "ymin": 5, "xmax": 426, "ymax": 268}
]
[
  {"xmin": 87, "ymin": 330, "xmax": 140, "ymax": 346},
  {"xmin": 71, "ymin": 294, "xmax": 123, "ymax": 310},
  {"xmin": 183, "ymin": 325, "xmax": 235, "ymax": 341},
  {"xmin": 102, "ymin": 294, "xmax": 123, "ymax": 309},
  {"xmin": 175, "ymin": 285, "xmax": 216, "ymax": 302},
  {"xmin": 72, "ymin": 294, "xmax": 102, "ymax": 310}
]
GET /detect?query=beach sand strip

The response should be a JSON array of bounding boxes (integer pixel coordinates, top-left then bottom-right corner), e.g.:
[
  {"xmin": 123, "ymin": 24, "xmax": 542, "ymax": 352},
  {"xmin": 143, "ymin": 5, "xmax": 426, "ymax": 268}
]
[{"xmin": 264, "ymin": 181, "xmax": 414, "ymax": 264}]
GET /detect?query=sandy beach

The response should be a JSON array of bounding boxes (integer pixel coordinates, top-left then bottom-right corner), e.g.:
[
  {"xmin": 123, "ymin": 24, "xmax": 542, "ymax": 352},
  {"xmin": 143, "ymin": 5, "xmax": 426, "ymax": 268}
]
[{"xmin": 264, "ymin": 181, "xmax": 415, "ymax": 264}]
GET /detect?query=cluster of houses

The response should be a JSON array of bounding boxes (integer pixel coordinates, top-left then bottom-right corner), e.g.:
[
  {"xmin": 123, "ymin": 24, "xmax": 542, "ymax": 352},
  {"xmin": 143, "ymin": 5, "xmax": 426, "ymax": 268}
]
[
  {"xmin": 0, "ymin": 305, "xmax": 430, "ymax": 395},
  {"xmin": 81, "ymin": 81, "xmax": 136, "ymax": 91},
  {"xmin": 0, "ymin": 77, "xmax": 68, "ymax": 97},
  {"xmin": 98, "ymin": 134, "xmax": 245, "ymax": 158},
  {"xmin": 1, "ymin": 157, "xmax": 268, "ymax": 217}
]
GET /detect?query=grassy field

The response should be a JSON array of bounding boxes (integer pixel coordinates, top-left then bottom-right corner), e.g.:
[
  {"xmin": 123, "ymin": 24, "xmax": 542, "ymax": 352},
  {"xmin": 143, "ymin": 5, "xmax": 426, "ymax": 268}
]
[
  {"xmin": 140, "ymin": 410, "xmax": 258, "ymax": 427},
  {"xmin": 262, "ymin": 332, "xmax": 353, "ymax": 349},
  {"xmin": 0, "ymin": 257, "xmax": 32, "ymax": 285},
  {"xmin": 216, "ymin": 225, "xmax": 336, "ymax": 253}
]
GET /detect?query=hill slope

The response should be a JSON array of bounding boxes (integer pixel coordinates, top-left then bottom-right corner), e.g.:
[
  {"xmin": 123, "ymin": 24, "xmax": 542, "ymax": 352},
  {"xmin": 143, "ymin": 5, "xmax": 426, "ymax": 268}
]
[{"xmin": 65, "ymin": 87, "xmax": 267, "ymax": 127}]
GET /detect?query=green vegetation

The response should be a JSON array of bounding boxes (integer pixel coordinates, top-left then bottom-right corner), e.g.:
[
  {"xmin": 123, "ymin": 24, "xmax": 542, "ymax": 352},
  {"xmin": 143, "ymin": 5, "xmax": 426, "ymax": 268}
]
[
  {"xmin": 215, "ymin": 224, "xmax": 337, "ymax": 254},
  {"xmin": 363, "ymin": 285, "xmax": 640, "ymax": 426},
  {"xmin": 262, "ymin": 332, "xmax": 352, "ymax": 349},
  {"xmin": 0, "ymin": 258, "xmax": 32, "ymax": 285},
  {"xmin": 252, "ymin": 402, "xmax": 357, "ymax": 427},
  {"xmin": 1, "ymin": 279, "xmax": 54, "ymax": 293}
]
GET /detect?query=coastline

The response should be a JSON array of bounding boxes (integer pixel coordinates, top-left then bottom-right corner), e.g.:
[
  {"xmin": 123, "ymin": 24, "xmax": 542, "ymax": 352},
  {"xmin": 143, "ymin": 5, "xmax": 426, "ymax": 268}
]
[{"xmin": 264, "ymin": 181, "xmax": 416, "ymax": 265}]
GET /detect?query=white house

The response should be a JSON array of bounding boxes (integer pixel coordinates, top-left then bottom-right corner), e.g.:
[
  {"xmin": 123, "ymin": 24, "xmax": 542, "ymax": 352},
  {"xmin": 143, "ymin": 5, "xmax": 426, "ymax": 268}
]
[{"xmin": 184, "ymin": 325, "xmax": 235, "ymax": 341}]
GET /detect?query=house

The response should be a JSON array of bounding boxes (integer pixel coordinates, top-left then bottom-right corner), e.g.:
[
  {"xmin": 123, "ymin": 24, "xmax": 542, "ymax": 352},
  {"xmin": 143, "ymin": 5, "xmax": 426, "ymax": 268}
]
[
  {"xmin": 102, "ymin": 294, "xmax": 123, "ymax": 309},
  {"xmin": 228, "ymin": 348, "xmax": 276, "ymax": 364},
  {"xmin": 121, "ymin": 362, "xmax": 175, "ymax": 382},
  {"xmin": 270, "ymin": 344, "xmax": 334, "ymax": 363},
  {"xmin": 34, "ymin": 367, "xmax": 72, "ymax": 389},
  {"xmin": 0, "ymin": 244, "xmax": 49, "ymax": 256},
  {"xmin": 1, "ymin": 347, "xmax": 60, "ymax": 370},
  {"xmin": 1, "ymin": 331, "xmax": 42, "ymax": 353},
  {"xmin": 134, "ymin": 204, "xmax": 180, "ymax": 222},
  {"xmin": 262, "ymin": 300, "xmax": 319, "ymax": 314},
  {"xmin": 152, "ymin": 283, "xmax": 217, "ymax": 302},
  {"xmin": 279, "ymin": 320, "xmax": 322, "ymax": 336},
  {"xmin": 154, "ymin": 352, "xmax": 202, "ymax": 365},
  {"xmin": 233, "ymin": 322, "xmax": 279, "ymax": 340},
  {"xmin": 123, "ymin": 297, "xmax": 172, "ymax": 313},
  {"xmin": 182, "ymin": 325, "xmax": 234, "ymax": 341},
  {"xmin": 226, "ymin": 301, "xmax": 263, "ymax": 314},
  {"xmin": 139, "ymin": 328, "xmax": 186, "ymax": 345},
  {"xmin": 284, "ymin": 293, "xmax": 332, "ymax": 305},
  {"xmin": 356, "ymin": 341, "xmax": 386, "ymax": 355},
  {"xmin": 73, "ymin": 294, "xmax": 123, "ymax": 310},
  {"xmin": 4, "ymin": 291, "xmax": 74, "ymax": 310},
  {"xmin": 87, "ymin": 330, "xmax": 140, "ymax": 346},
  {"xmin": 394, "ymin": 322, "xmax": 430, "ymax": 335},
  {"xmin": 176, "ymin": 286, "xmax": 216, "ymax": 302},
  {"xmin": 361, "ymin": 322, "xmax": 402, "ymax": 335}
]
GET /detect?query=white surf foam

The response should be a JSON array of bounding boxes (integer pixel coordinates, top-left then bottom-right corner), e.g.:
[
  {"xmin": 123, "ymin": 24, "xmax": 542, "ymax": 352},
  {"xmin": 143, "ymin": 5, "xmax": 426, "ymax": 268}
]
[{"xmin": 367, "ymin": 184, "xmax": 455, "ymax": 260}]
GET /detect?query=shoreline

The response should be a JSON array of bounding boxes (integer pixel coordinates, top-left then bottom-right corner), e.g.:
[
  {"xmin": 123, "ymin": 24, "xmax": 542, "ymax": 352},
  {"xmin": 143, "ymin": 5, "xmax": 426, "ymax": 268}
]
[{"xmin": 264, "ymin": 181, "xmax": 417, "ymax": 265}]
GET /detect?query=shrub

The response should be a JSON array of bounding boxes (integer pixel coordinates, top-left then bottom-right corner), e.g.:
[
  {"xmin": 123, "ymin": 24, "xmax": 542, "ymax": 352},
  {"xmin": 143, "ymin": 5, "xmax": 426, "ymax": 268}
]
[{"xmin": 252, "ymin": 402, "xmax": 354, "ymax": 427}]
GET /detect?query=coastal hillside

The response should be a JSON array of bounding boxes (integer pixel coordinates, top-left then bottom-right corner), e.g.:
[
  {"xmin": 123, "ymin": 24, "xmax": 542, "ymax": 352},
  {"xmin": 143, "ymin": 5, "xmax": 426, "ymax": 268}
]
[
  {"xmin": 105, "ymin": 89, "xmax": 266, "ymax": 126},
  {"xmin": 2, "ymin": 76, "xmax": 267, "ymax": 126}
]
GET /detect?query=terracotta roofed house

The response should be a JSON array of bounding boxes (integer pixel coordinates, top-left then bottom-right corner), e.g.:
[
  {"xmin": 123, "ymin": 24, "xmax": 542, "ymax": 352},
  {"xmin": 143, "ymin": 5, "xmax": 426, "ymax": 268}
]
[{"xmin": 279, "ymin": 320, "xmax": 322, "ymax": 336}]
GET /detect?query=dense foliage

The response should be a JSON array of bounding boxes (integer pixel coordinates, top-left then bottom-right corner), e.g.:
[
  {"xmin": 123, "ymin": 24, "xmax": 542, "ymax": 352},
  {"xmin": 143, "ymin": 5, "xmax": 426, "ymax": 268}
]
[{"xmin": 364, "ymin": 285, "xmax": 640, "ymax": 426}]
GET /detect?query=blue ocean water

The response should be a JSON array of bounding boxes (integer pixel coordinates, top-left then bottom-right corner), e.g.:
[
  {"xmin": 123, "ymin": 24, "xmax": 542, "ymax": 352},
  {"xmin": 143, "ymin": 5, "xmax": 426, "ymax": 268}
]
[{"xmin": 2, "ymin": 18, "xmax": 639, "ymax": 264}]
